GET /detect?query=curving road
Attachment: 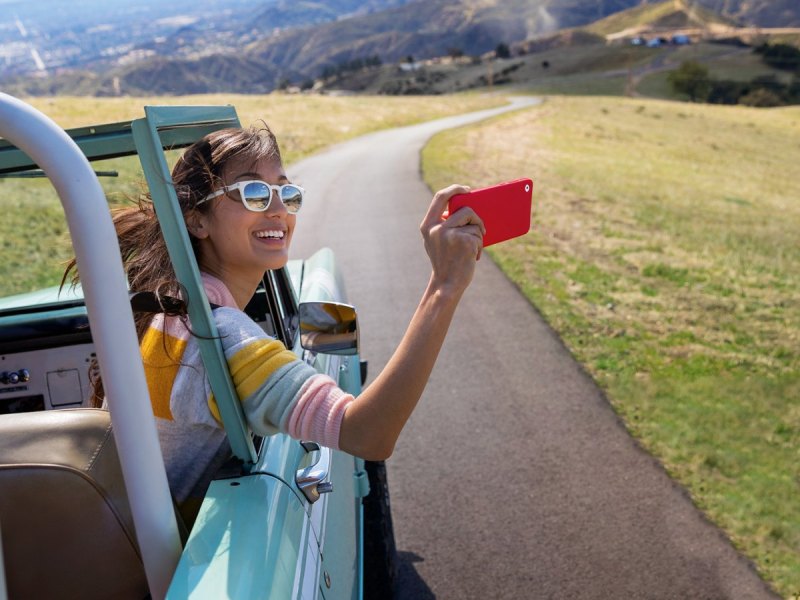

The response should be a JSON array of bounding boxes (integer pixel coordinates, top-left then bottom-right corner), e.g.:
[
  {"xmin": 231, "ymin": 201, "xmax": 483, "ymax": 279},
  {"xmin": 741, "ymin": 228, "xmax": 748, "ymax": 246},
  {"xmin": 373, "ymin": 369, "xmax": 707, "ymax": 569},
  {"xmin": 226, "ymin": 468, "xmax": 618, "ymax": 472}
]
[{"xmin": 288, "ymin": 98, "xmax": 778, "ymax": 599}]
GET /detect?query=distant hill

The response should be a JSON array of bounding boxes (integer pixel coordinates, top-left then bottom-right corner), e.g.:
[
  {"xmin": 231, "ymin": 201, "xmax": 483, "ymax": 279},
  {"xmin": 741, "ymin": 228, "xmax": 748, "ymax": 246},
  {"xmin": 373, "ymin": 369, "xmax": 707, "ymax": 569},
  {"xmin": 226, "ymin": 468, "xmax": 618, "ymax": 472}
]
[
  {"xmin": 3, "ymin": 0, "xmax": 799, "ymax": 96},
  {"xmin": 585, "ymin": 0, "xmax": 735, "ymax": 36},
  {"xmin": 694, "ymin": 0, "xmax": 800, "ymax": 28},
  {"xmin": 243, "ymin": 0, "xmax": 640, "ymax": 80}
]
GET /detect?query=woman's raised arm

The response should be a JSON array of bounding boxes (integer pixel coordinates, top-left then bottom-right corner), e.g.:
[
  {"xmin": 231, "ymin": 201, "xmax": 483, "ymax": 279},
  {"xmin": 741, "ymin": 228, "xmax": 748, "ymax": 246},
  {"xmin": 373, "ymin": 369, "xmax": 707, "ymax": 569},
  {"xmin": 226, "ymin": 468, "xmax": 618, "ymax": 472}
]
[{"xmin": 337, "ymin": 184, "xmax": 485, "ymax": 460}]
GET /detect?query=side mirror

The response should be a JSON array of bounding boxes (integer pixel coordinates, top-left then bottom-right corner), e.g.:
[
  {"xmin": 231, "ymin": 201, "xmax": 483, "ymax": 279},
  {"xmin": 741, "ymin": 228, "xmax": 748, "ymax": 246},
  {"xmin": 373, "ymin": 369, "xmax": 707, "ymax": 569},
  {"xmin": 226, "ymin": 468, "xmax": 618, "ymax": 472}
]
[{"xmin": 298, "ymin": 301, "xmax": 359, "ymax": 356}]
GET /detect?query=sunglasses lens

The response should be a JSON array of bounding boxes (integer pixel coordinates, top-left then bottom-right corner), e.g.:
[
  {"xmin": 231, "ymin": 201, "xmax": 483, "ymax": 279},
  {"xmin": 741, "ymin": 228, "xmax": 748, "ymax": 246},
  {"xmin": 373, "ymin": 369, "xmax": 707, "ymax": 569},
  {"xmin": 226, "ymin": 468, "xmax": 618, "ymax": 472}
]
[
  {"xmin": 280, "ymin": 185, "xmax": 303, "ymax": 214},
  {"xmin": 242, "ymin": 181, "xmax": 271, "ymax": 210}
]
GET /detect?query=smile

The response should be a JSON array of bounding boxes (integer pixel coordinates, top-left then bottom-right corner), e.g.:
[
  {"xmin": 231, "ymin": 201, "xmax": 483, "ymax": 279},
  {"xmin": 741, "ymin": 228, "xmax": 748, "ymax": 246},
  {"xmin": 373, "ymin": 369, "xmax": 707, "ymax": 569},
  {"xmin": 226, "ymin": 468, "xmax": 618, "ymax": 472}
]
[{"xmin": 254, "ymin": 230, "xmax": 285, "ymax": 239}]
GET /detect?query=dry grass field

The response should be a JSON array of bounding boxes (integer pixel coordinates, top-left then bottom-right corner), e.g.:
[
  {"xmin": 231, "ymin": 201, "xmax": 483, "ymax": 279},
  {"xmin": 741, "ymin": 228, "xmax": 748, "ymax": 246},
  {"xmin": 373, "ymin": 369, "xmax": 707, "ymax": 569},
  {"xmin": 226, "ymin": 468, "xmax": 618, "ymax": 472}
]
[
  {"xmin": 423, "ymin": 95, "xmax": 800, "ymax": 596},
  {"xmin": 22, "ymin": 93, "xmax": 504, "ymax": 164}
]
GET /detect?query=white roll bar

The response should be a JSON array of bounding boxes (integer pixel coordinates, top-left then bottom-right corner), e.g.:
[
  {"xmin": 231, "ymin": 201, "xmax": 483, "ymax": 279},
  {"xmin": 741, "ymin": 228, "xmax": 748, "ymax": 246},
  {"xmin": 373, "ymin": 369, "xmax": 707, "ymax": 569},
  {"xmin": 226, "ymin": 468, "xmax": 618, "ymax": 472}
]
[
  {"xmin": 0, "ymin": 521, "xmax": 7, "ymax": 600},
  {"xmin": 0, "ymin": 93, "xmax": 181, "ymax": 599}
]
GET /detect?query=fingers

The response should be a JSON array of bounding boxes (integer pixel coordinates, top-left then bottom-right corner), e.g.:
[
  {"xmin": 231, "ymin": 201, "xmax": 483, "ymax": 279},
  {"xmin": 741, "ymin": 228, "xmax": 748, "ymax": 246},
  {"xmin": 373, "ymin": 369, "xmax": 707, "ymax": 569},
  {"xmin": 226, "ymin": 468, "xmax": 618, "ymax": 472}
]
[
  {"xmin": 421, "ymin": 184, "xmax": 470, "ymax": 230},
  {"xmin": 461, "ymin": 225, "xmax": 484, "ymax": 258},
  {"xmin": 420, "ymin": 185, "xmax": 485, "ymax": 290},
  {"xmin": 442, "ymin": 221, "xmax": 483, "ymax": 242},
  {"xmin": 442, "ymin": 206, "xmax": 486, "ymax": 237}
]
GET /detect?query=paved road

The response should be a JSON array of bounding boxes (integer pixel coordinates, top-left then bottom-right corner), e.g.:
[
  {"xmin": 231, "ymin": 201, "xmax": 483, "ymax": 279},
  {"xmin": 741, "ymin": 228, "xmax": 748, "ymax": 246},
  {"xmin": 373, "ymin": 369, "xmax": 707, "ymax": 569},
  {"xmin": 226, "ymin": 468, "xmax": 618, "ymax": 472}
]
[{"xmin": 288, "ymin": 99, "xmax": 778, "ymax": 599}]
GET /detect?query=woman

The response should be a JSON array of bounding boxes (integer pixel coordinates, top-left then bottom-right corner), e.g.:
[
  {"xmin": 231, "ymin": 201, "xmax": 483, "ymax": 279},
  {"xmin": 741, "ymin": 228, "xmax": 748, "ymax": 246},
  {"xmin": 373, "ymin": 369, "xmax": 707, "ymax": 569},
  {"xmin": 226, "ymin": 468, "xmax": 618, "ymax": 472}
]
[{"xmin": 66, "ymin": 123, "xmax": 484, "ymax": 515}]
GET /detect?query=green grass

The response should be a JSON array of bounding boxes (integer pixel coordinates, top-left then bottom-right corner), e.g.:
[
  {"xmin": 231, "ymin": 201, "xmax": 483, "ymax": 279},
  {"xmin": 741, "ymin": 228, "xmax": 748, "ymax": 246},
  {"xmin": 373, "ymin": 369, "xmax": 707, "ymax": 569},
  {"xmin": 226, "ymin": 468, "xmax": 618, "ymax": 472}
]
[
  {"xmin": 706, "ymin": 50, "xmax": 794, "ymax": 82},
  {"xmin": 530, "ymin": 44, "xmax": 661, "ymax": 77},
  {"xmin": 0, "ymin": 93, "xmax": 504, "ymax": 297},
  {"xmin": 0, "ymin": 155, "xmax": 152, "ymax": 295},
  {"xmin": 636, "ymin": 70, "xmax": 682, "ymax": 99},
  {"xmin": 524, "ymin": 73, "xmax": 628, "ymax": 96},
  {"xmin": 422, "ymin": 95, "xmax": 800, "ymax": 597},
  {"xmin": 636, "ymin": 44, "xmax": 795, "ymax": 100}
]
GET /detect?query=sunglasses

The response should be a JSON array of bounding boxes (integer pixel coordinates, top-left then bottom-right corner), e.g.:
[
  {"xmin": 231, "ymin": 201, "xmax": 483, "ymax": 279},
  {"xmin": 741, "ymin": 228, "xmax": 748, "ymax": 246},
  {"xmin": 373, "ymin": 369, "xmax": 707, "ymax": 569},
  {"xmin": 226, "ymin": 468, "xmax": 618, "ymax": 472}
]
[{"xmin": 200, "ymin": 180, "xmax": 304, "ymax": 214}]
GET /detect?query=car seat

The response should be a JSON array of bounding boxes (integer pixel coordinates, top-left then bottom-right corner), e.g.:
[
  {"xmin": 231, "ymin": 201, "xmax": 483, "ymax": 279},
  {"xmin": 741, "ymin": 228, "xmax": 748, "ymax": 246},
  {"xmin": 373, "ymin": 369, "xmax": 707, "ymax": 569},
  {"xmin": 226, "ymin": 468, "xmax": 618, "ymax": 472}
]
[{"xmin": 0, "ymin": 408, "xmax": 149, "ymax": 599}]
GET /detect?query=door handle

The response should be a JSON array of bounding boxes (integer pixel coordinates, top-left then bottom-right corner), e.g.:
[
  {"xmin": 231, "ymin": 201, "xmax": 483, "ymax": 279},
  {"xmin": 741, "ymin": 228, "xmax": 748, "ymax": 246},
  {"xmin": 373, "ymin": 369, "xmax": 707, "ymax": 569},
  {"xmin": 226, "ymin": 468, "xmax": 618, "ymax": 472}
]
[{"xmin": 296, "ymin": 441, "xmax": 334, "ymax": 503}]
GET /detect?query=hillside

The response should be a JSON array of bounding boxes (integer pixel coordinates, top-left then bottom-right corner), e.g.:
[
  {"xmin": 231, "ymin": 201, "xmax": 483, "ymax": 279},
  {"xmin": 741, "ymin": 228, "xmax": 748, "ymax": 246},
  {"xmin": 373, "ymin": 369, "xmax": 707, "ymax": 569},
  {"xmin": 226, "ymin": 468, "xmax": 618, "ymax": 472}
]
[
  {"xmin": 696, "ymin": 0, "xmax": 800, "ymax": 27},
  {"xmin": 3, "ymin": 0, "xmax": 800, "ymax": 96},
  {"xmin": 586, "ymin": 0, "xmax": 735, "ymax": 36},
  {"xmin": 244, "ymin": 0, "xmax": 640, "ymax": 74},
  {"xmin": 312, "ymin": 0, "xmax": 798, "ymax": 97},
  {"xmin": 251, "ymin": 0, "xmax": 415, "ymax": 29}
]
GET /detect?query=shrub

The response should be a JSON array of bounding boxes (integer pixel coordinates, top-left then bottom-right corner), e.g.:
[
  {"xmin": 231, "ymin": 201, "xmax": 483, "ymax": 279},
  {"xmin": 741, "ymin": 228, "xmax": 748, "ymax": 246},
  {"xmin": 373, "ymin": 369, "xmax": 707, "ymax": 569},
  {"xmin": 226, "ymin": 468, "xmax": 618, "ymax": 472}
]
[
  {"xmin": 788, "ymin": 76, "xmax": 800, "ymax": 103},
  {"xmin": 668, "ymin": 61, "xmax": 711, "ymax": 102},
  {"xmin": 495, "ymin": 43, "xmax": 511, "ymax": 59},
  {"xmin": 754, "ymin": 43, "xmax": 800, "ymax": 72},
  {"xmin": 739, "ymin": 88, "xmax": 784, "ymax": 107}
]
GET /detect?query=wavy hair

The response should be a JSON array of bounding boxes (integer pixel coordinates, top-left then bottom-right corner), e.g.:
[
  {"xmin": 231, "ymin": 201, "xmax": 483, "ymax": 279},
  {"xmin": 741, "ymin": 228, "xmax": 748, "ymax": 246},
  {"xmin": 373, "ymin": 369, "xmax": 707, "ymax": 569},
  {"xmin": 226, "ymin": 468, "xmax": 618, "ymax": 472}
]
[{"xmin": 62, "ymin": 124, "xmax": 283, "ymax": 405}]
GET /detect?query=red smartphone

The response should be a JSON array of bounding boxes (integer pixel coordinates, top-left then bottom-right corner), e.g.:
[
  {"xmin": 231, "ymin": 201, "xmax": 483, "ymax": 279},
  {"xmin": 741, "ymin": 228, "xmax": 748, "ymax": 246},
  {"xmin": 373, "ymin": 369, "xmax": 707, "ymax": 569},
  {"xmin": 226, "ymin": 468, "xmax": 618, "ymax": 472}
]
[{"xmin": 447, "ymin": 178, "xmax": 533, "ymax": 247}]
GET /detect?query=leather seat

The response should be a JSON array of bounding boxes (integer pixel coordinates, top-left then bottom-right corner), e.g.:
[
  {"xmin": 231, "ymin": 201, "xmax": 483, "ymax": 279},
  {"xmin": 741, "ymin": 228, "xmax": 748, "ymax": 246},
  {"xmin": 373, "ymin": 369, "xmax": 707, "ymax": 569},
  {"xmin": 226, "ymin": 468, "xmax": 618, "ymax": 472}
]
[{"xmin": 0, "ymin": 408, "xmax": 148, "ymax": 599}]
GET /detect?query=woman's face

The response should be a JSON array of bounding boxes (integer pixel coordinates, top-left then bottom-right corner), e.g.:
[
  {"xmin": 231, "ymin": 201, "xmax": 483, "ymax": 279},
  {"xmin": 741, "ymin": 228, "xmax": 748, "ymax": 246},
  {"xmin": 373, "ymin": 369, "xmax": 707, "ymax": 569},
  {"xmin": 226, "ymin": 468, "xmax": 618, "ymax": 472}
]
[{"xmin": 193, "ymin": 156, "xmax": 296, "ymax": 285}]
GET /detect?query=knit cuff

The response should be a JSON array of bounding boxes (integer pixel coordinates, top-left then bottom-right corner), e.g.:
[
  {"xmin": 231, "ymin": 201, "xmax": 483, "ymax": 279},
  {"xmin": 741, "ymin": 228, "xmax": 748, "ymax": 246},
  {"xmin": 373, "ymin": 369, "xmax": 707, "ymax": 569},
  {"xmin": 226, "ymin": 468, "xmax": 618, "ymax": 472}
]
[{"xmin": 285, "ymin": 375, "xmax": 354, "ymax": 450}]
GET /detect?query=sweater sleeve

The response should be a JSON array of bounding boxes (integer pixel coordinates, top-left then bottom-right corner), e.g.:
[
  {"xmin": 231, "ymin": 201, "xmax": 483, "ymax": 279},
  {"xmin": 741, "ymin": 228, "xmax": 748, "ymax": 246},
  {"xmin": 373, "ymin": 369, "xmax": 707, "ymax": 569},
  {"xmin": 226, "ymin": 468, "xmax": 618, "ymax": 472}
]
[{"xmin": 212, "ymin": 307, "xmax": 353, "ymax": 449}]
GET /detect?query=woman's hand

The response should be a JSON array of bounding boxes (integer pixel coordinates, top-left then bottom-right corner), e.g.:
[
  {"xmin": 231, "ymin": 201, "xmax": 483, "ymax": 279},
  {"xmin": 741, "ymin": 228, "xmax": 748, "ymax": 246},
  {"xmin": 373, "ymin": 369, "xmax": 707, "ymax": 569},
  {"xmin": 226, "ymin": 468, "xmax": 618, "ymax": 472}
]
[{"xmin": 420, "ymin": 184, "xmax": 486, "ymax": 296}]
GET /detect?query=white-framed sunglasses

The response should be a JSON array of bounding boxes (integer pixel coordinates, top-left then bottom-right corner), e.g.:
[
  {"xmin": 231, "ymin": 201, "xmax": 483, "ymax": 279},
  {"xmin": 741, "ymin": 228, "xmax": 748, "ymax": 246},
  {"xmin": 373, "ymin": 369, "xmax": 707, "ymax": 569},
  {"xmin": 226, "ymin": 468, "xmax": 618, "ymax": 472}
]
[{"xmin": 199, "ymin": 180, "xmax": 304, "ymax": 214}]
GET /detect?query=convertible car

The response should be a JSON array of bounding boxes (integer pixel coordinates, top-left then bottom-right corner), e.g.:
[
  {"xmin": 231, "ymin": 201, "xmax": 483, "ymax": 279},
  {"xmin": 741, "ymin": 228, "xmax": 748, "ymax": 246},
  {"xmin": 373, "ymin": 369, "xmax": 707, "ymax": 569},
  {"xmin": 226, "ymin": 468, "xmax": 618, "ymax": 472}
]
[{"xmin": 0, "ymin": 94, "xmax": 396, "ymax": 599}]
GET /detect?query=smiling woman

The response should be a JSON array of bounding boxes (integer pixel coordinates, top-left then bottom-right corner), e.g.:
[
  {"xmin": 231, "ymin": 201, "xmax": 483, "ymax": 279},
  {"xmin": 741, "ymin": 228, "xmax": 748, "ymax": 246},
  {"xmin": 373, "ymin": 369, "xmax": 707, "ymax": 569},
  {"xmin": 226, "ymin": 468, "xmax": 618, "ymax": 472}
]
[{"xmin": 60, "ymin": 119, "xmax": 486, "ymax": 525}]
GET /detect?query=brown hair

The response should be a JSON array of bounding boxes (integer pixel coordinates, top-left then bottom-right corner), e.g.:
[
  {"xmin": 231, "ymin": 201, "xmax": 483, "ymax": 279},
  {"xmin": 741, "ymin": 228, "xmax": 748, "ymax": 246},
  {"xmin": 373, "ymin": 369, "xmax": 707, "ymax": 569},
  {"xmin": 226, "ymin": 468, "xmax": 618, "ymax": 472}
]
[{"xmin": 63, "ymin": 124, "xmax": 283, "ymax": 405}]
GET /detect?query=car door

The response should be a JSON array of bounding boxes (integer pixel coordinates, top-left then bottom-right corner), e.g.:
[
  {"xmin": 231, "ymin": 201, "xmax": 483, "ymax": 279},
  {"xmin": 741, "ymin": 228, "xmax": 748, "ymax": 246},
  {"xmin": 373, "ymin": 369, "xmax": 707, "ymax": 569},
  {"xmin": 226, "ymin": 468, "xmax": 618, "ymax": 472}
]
[{"xmin": 248, "ymin": 265, "xmax": 365, "ymax": 599}]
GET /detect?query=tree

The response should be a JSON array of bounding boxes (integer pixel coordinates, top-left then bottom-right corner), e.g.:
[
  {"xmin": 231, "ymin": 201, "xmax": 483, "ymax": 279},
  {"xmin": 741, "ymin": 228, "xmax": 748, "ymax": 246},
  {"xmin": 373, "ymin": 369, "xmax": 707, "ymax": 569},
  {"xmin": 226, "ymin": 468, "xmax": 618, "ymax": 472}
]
[
  {"xmin": 667, "ymin": 61, "xmax": 711, "ymax": 102},
  {"xmin": 495, "ymin": 43, "xmax": 511, "ymax": 59},
  {"xmin": 707, "ymin": 79, "xmax": 746, "ymax": 105}
]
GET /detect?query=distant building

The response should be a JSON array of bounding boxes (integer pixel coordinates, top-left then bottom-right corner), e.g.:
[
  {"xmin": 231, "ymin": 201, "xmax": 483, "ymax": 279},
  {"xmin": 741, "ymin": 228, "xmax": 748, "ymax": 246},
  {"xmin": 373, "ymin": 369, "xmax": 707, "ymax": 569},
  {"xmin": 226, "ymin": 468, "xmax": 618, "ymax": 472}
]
[
  {"xmin": 672, "ymin": 34, "xmax": 691, "ymax": 45},
  {"xmin": 399, "ymin": 62, "xmax": 422, "ymax": 72}
]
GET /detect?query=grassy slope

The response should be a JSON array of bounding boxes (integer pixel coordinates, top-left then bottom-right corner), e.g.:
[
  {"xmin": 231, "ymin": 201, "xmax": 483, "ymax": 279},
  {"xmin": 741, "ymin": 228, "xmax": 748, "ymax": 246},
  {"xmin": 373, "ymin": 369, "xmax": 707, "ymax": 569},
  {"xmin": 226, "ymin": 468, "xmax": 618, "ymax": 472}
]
[
  {"xmin": 585, "ymin": 0, "xmax": 731, "ymax": 36},
  {"xmin": 422, "ymin": 96, "xmax": 800, "ymax": 596},
  {"xmin": 636, "ymin": 42, "xmax": 796, "ymax": 100},
  {"xmin": 586, "ymin": 1, "xmax": 683, "ymax": 35},
  {"xmin": 511, "ymin": 41, "xmax": 794, "ymax": 101},
  {"xmin": 0, "ymin": 93, "xmax": 503, "ymax": 296}
]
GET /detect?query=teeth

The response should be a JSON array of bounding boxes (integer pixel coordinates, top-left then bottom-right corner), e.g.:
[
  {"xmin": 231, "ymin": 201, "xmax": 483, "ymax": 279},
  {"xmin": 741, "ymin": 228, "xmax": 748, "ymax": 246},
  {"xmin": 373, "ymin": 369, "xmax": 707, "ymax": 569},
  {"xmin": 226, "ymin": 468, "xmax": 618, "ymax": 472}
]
[{"xmin": 255, "ymin": 230, "xmax": 284, "ymax": 239}]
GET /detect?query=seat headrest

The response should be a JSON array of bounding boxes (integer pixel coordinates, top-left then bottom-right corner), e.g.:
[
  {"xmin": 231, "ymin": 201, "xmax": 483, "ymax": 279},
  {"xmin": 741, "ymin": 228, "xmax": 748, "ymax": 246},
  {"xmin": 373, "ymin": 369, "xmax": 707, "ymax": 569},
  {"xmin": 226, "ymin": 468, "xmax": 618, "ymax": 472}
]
[{"xmin": 0, "ymin": 408, "xmax": 148, "ymax": 599}]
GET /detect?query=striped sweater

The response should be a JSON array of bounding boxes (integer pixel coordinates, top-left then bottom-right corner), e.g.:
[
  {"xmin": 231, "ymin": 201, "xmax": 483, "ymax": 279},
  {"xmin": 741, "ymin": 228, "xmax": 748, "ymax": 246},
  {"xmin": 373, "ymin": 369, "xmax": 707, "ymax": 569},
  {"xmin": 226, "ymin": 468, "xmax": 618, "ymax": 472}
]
[{"xmin": 141, "ymin": 274, "xmax": 353, "ymax": 503}]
